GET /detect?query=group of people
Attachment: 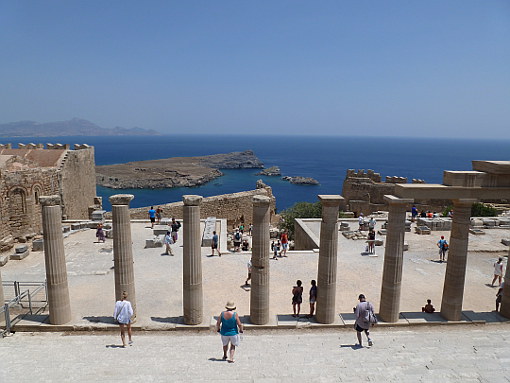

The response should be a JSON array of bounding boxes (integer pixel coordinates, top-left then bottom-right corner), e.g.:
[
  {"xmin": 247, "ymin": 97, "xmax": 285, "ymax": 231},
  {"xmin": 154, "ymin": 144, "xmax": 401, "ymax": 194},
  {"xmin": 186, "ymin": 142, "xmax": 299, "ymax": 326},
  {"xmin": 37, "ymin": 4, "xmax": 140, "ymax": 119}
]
[
  {"xmin": 291, "ymin": 279, "xmax": 317, "ymax": 318},
  {"xmin": 271, "ymin": 229, "xmax": 289, "ymax": 260}
]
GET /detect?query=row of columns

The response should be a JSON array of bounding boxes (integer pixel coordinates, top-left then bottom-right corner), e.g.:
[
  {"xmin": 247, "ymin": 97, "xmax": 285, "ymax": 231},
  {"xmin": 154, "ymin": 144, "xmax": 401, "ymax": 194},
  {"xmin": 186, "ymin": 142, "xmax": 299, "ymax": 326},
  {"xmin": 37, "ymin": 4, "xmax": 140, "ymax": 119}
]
[{"xmin": 10, "ymin": 192, "xmax": 504, "ymax": 326}]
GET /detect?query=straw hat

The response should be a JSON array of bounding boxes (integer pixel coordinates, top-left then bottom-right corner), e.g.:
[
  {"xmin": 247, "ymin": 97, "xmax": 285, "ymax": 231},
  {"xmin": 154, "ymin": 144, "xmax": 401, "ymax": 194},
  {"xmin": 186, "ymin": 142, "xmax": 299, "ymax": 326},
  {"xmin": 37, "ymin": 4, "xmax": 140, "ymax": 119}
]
[{"xmin": 225, "ymin": 301, "xmax": 236, "ymax": 310}]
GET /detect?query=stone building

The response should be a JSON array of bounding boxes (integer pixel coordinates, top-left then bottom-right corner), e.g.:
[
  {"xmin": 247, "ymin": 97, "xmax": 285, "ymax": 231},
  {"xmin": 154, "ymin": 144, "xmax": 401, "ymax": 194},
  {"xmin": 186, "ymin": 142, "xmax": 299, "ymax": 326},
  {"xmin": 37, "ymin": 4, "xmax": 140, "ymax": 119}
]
[{"xmin": 0, "ymin": 143, "xmax": 96, "ymax": 251}]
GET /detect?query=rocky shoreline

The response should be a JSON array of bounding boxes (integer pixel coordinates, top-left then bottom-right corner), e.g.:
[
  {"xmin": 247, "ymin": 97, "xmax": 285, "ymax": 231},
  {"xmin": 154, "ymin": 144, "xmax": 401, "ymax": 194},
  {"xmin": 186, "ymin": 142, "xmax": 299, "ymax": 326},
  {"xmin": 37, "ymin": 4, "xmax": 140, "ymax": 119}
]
[{"xmin": 96, "ymin": 150, "xmax": 263, "ymax": 189}]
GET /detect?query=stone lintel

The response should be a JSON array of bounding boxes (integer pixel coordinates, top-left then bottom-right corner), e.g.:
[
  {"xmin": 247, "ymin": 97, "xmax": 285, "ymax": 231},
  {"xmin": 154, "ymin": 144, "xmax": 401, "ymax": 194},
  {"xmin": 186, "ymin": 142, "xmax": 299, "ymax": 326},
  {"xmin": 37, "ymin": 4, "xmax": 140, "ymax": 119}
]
[
  {"xmin": 183, "ymin": 195, "xmax": 203, "ymax": 206},
  {"xmin": 472, "ymin": 161, "xmax": 510, "ymax": 175},
  {"xmin": 383, "ymin": 195, "xmax": 414, "ymax": 205},
  {"xmin": 394, "ymin": 184, "xmax": 510, "ymax": 200},
  {"xmin": 253, "ymin": 195, "xmax": 271, "ymax": 206},
  {"xmin": 318, "ymin": 195, "xmax": 344, "ymax": 207},
  {"xmin": 39, "ymin": 195, "xmax": 61, "ymax": 206},
  {"xmin": 452, "ymin": 198, "xmax": 478, "ymax": 207},
  {"xmin": 109, "ymin": 194, "xmax": 134, "ymax": 205}
]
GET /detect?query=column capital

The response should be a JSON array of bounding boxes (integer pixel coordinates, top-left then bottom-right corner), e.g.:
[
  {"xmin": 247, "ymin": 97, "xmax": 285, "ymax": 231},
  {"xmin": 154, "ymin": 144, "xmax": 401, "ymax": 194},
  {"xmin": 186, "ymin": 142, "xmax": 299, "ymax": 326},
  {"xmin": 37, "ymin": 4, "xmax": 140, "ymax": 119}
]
[
  {"xmin": 318, "ymin": 195, "xmax": 344, "ymax": 207},
  {"xmin": 384, "ymin": 195, "xmax": 414, "ymax": 205},
  {"xmin": 253, "ymin": 195, "xmax": 271, "ymax": 206},
  {"xmin": 39, "ymin": 195, "xmax": 61, "ymax": 206},
  {"xmin": 183, "ymin": 195, "xmax": 203, "ymax": 206},
  {"xmin": 109, "ymin": 194, "xmax": 134, "ymax": 205},
  {"xmin": 453, "ymin": 198, "xmax": 478, "ymax": 207}
]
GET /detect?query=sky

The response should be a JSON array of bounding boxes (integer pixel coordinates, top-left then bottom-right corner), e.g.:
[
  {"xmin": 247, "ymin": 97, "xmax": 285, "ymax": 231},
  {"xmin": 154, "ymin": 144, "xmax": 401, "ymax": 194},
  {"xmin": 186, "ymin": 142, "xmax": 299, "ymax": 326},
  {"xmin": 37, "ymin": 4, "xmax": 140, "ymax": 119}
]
[{"xmin": 1, "ymin": 1, "xmax": 509, "ymax": 138}]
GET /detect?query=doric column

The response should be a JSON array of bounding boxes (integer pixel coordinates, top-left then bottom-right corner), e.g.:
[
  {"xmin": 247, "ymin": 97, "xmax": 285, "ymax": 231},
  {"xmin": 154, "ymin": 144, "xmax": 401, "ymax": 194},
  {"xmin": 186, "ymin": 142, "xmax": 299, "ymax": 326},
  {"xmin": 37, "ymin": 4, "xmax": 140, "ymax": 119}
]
[
  {"xmin": 499, "ymin": 244, "xmax": 510, "ymax": 318},
  {"xmin": 316, "ymin": 195, "xmax": 343, "ymax": 324},
  {"xmin": 40, "ymin": 195, "xmax": 72, "ymax": 325},
  {"xmin": 250, "ymin": 195, "xmax": 271, "ymax": 324},
  {"xmin": 0, "ymin": 269, "xmax": 4, "ymax": 324},
  {"xmin": 182, "ymin": 195, "xmax": 203, "ymax": 325},
  {"xmin": 379, "ymin": 195, "xmax": 413, "ymax": 322},
  {"xmin": 440, "ymin": 199, "xmax": 477, "ymax": 321},
  {"xmin": 109, "ymin": 194, "xmax": 137, "ymax": 318}
]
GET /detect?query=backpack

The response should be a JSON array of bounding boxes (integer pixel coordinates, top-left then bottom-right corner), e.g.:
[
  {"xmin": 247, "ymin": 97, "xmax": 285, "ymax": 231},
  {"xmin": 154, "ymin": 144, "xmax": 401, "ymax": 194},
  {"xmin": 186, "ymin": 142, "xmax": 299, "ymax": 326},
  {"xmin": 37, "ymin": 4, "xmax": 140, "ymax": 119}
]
[
  {"xmin": 235, "ymin": 232, "xmax": 241, "ymax": 241},
  {"xmin": 363, "ymin": 302, "xmax": 378, "ymax": 324},
  {"xmin": 443, "ymin": 242, "xmax": 448, "ymax": 251}
]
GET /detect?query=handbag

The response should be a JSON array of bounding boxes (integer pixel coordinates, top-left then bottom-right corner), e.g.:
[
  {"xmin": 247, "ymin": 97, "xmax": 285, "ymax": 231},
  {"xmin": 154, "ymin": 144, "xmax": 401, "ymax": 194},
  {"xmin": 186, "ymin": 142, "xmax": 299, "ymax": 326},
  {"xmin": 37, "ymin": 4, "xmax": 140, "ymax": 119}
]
[{"xmin": 366, "ymin": 302, "xmax": 378, "ymax": 324}]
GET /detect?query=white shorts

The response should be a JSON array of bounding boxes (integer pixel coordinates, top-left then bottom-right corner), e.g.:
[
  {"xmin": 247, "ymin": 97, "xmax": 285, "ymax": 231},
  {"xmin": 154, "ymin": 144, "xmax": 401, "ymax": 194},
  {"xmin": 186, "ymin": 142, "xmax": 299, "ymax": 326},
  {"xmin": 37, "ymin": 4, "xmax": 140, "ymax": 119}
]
[{"xmin": 221, "ymin": 334, "xmax": 240, "ymax": 347}]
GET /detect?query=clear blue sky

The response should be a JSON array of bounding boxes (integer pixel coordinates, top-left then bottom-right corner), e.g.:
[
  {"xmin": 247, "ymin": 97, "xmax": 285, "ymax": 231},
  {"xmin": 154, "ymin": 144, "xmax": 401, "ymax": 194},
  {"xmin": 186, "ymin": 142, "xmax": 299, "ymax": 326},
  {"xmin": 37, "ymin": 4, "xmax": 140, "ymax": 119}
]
[{"xmin": 1, "ymin": 1, "xmax": 509, "ymax": 138}]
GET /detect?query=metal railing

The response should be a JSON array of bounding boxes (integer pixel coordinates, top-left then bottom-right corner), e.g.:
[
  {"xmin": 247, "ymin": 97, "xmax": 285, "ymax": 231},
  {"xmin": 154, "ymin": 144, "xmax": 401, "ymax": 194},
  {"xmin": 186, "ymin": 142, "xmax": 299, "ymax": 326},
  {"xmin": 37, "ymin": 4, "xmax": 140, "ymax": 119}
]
[{"xmin": 1, "ymin": 281, "xmax": 47, "ymax": 337}]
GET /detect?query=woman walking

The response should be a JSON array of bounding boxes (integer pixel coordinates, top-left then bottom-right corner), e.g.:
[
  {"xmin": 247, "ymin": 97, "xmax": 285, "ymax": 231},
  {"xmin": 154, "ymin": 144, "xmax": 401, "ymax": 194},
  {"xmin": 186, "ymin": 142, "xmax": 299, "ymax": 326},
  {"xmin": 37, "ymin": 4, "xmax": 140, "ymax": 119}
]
[
  {"xmin": 216, "ymin": 301, "xmax": 244, "ymax": 363},
  {"xmin": 113, "ymin": 291, "xmax": 134, "ymax": 347},
  {"xmin": 292, "ymin": 280, "xmax": 303, "ymax": 317}
]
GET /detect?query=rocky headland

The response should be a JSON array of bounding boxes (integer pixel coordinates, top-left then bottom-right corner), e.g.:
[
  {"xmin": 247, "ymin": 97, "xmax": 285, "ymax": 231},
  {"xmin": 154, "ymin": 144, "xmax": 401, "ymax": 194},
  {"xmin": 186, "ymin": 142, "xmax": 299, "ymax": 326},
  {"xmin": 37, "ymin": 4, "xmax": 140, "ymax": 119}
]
[{"xmin": 96, "ymin": 150, "xmax": 264, "ymax": 189}]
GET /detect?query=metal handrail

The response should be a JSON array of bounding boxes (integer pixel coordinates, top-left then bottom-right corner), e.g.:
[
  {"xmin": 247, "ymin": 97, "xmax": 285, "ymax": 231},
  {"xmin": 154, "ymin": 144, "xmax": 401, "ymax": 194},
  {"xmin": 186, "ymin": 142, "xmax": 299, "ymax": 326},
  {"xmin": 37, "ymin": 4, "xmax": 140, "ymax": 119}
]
[{"xmin": 1, "ymin": 281, "xmax": 47, "ymax": 337}]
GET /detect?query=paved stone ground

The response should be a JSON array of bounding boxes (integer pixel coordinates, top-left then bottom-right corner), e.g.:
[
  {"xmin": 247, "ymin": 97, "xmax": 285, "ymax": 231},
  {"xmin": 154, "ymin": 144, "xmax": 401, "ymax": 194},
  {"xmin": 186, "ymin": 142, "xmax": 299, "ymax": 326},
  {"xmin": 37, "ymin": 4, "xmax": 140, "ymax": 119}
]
[
  {"xmin": 0, "ymin": 220, "xmax": 509, "ymax": 329},
  {"xmin": 1, "ymin": 325, "xmax": 510, "ymax": 382}
]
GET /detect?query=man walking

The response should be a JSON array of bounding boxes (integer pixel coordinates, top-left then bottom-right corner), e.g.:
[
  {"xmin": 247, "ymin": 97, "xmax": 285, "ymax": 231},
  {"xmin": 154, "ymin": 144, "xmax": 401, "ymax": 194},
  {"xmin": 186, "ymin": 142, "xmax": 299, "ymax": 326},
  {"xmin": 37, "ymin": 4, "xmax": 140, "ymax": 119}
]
[
  {"xmin": 171, "ymin": 218, "xmax": 181, "ymax": 244},
  {"xmin": 354, "ymin": 294, "xmax": 375, "ymax": 347},
  {"xmin": 211, "ymin": 230, "xmax": 221, "ymax": 256},
  {"xmin": 437, "ymin": 235, "xmax": 448, "ymax": 262},
  {"xmin": 279, "ymin": 229, "xmax": 289, "ymax": 257},
  {"xmin": 148, "ymin": 206, "xmax": 156, "ymax": 229},
  {"xmin": 492, "ymin": 257, "xmax": 504, "ymax": 287}
]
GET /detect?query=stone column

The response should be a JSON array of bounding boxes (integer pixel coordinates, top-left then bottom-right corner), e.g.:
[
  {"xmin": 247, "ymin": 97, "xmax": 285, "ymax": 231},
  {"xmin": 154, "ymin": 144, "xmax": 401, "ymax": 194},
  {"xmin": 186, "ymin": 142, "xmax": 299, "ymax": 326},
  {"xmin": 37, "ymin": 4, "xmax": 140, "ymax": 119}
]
[
  {"xmin": 109, "ymin": 194, "xmax": 137, "ymax": 317},
  {"xmin": 440, "ymin": 199, "xmax": 477, "ymax": 321},
  {"xmin": 250, "ymin": 195, "xmax": 271, "ymax": 325},
  {"xmin": 499, "ymin": 244, "xmax": 510, "ymax": 318},
  {"xmin": 40, "ymin": 195, "xmax": 72, "ymax": 325},
  {"xmin": 182, "ymin": 195, "xmax": 203, "ymax": 325},
  {"xmin": 316, "ymin": 195, "xmax": 343, "ymax": 324},
  {"xmin": 379, "ymin": 195, "xmax": 413, "ymax": 322},
  {"xmin": 0, "ymin": 269, "xmax": 5, "ymax": 324}
]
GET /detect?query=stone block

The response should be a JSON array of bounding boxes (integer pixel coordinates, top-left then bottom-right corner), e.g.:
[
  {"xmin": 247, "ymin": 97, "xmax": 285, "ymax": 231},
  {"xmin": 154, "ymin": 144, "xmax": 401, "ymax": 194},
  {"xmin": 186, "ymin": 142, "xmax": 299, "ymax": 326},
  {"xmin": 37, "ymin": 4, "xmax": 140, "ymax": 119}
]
[
  {"xmin": 377, "ymin": 229, "xmax": 387, "ymax": 236},
  {"xmin": 153, "ymin": 225, "xmax": 170, "ymax": 236},
  {"xmin": 104, "ymin": 229, "xmax": 113, "ymax": 238},
  {"xmin": 161, "ymin": 218, "xmax": 172, "ymax": 225},
  {"xmin": 502, "ymin": 239, "xmax": 510, "ymax": 246},
  {"xmin": 91, "ymin": 210, "xmax": 106, "ymax": 221},
  {"xmin": 471, "ymin": 218, "xmax": 484, "ymax": 227},
  {"xmin": 62, "ymin": 226, "xmax": 71, "ymax": 233},
  {"xmin": 483, "ymin": 218, "xmax": 498, "ymax": 227},
  {"xmin": 71, "ymin": 223, "xmax": 82, "ymax": 230},
  {"xmin": 415, "ymin": 226, "xmax": 431, "ymax": 235},
  {"xmin": 201, "ymin": 217, "xmax": 216, "ymax": 247},
  {"xmin": 374, "ymin": 239, "xmax": 384, "ymax": 246},
  {"xmin": 145, "ymin": 235, "xmax": 164, "ymax": 248},
  {"xmin": 339, "ymin": 222, "xmax": 350, "ymax": 231},
  {"xmin": 15, "ymin": 244, "xmax": 29, "ymax": 253},
  {"xmin": 403, "ymin": 241, "xmax": 409, "ymax": 251},
  {"xmin": 499, "ymin": 217, "xmax": 510, "ymax": 226},
  {"xmin": 32, "ymin": 239, "xmax": 44, "ymax": 251},
  {"xmin": 10, "ymin": 250, "xmax": 29, "ymax": 260},
  {"xmin": 469, "ymin": 228, "xmax": 485, "ymax": 235},
  {"xmin": 0, "ymin": 255, "xmax": 9, "ymax": 266}
]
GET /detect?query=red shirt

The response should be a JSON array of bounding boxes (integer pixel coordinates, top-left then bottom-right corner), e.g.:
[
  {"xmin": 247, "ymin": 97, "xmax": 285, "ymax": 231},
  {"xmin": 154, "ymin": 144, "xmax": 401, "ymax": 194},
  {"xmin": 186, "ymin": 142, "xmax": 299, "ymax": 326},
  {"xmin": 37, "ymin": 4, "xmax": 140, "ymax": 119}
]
[{"xmin": 280, "ymin": 233, "xmax": 288, "ymax": 244}]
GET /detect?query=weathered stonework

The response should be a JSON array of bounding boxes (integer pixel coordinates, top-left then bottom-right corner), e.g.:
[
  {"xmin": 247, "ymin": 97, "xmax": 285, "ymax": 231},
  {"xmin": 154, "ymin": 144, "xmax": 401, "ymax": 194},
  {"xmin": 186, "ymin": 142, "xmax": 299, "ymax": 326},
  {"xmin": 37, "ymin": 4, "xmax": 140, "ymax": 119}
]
[
  {"xmin": 0, "ymin": 143, "xmax": 96, "ymax": 251},
  {"xmin": 111, "ymin": 186, "xmax": 276, "ymax": 227}
]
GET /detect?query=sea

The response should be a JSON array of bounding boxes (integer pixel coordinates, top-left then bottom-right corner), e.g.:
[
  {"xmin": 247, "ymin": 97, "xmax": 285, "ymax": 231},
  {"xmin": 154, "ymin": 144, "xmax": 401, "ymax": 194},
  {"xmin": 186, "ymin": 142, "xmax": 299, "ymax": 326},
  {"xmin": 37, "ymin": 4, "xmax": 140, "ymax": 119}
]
[{"xmin": 3, "ymin": 135, "xmax": 509, "ymax": 212}]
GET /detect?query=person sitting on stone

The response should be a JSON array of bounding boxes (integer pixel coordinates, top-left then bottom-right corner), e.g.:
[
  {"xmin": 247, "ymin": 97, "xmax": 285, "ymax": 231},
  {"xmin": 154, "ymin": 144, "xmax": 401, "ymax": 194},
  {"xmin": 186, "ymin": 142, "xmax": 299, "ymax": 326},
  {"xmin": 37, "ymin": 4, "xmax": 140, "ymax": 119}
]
[{"xmin": 422, "ymin": 299, "xmax": 435, "ymax": 313}]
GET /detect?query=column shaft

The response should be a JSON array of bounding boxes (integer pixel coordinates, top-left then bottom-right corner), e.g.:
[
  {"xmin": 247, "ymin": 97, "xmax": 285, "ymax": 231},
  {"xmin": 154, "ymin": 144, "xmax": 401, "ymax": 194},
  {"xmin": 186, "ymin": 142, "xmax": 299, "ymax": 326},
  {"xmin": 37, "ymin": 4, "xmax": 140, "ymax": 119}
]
[
  {"xmin": 40, "ymin": 196, "xmax": 72, "ymax": 325},
  {"xmin": 499, "ymin": 244, "xmax": 510, "ymax": 318},
  {"xmin": 379, "ymin": 196, "xmax": 413, "ymax": 322},
  {"xmin": 182, "ymin": 195, "xmax": 203, "ymax": 325},
  {"xmin": 110, "ymin": 195, "xmax": 136, "ymax": 317},
  {"xmin": 250, "ymin": 196, "xmax": 271, "ymax": 324},
  {"xmin": 0, "ymin": 269, "xmax": 4, "ymax": 324},
  {"xmin": 316, "ymin": 195, "xmax": 343, "ymax": 324},
  {"xmin": 440, "ymin": 199, "xmax": 476, "ymax": 321}
]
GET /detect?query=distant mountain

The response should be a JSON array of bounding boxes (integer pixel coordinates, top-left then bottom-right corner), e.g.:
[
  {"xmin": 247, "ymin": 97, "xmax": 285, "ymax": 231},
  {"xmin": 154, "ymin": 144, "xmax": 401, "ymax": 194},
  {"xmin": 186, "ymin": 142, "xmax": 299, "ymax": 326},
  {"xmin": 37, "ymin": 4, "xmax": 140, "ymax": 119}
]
[{"xmin": 0, "ymin": 118, "xmax": 162, "ymax": 137}]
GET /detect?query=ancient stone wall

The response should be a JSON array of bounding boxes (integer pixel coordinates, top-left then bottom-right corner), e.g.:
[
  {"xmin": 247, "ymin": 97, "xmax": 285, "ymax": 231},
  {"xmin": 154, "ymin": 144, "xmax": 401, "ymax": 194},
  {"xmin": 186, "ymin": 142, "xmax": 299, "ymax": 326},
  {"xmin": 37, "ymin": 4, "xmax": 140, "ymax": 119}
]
[
  {"xmin": 342, "ymin": 169, "xmax": 448, "ymax": 216},
  {"xmin": 109, "ymin": 186, "xmax": 276, "ymax": 228}
]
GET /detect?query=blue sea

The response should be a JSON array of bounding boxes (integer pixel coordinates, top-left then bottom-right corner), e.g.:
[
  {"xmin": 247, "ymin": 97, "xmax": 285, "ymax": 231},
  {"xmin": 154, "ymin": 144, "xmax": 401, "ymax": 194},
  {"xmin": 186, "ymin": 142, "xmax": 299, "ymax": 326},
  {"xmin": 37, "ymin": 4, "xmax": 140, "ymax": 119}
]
[{"xmin": 4, "ymin": 135, "xmax": 509, "ymax": 211}]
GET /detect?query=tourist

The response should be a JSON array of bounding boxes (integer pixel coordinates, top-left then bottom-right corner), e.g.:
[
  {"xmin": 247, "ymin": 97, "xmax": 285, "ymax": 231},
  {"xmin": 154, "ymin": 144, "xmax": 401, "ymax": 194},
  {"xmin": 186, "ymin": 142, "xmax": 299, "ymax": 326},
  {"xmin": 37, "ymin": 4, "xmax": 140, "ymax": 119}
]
[
  {"xmin": 171, "ymin": 218, "xmax": 181, "ymax": 243},
  {"xmin": 358, "ymin": 213, "xmax": 364, "ymax": 231},
  {"xmin": 420, "ymin": 210, "xmax": 427, "ymax": 218},
  {"xmin": 248, "ymin": 223, "xmax": 253, "ymax": 236},
  {"xmin": 492, "ymin": 257, "xmax": 504, "ymax": 287},
  {"xmin": 241, "ymin": 239, "xmax": 249, "ymax": 251},
  {"xmin": 239, "ymin": 224, "xmax": 244, "ymax": 234},
  {"xmin": 245, "ymin": 259, "xmax": 252, "ymax": 286},
  {"xmin": 164, "ymin": 231, "xmax": 174, "ymax": 256},
  {"xmin": 211, "ymin": 230, "xmax": 221, "ymax": 256},
  {"xmin": 95, "ymin": 223, "xmax": 105, "ymax": 243},
  {"xmin": 367, "ymin": 229, "xmax": 376, "ymax": 254},
  {"xmin": 148, "ymin": 206, "xmax": 156, "ymax": 229},
  {"xmin": 354, "ymin": 294, "xmax": 375, "ymax": 347},
  {"xmin": 496, "ymin": 282, "xmax": 505, "ymax": 312},
  {"xmin": 427, "ymin": 211, "xmax": 433, "ymax": 218},
  {"xmin": 422, "ymin": 299, "xmax": 435, "ymax": 313},
  {"xmin": 307, "ymin": 279, "xmax": 317, "ymax": 318},
  {"xmin": 233, "ymin": 229, "xmax": 242, "ymax": 252},
  {"xmin": 271, "ymin": 240, "xmax": 279, "ymax": 260},
  {"xmin": 411, "ymin": 205, "xmax": 418, "ymax": 222},
  {"xmin": 113, "ymin": 291, "xmax": 134, "ymax": 347},
  {"xmin": 292, "ymin": 280, "xmax": 303, "ymax": 317},
  {"xmin": 215, "ymin": 301, "xmax": 243, "ymax": 363},
  {"xmin": 156, "ymin": 206, "xmax": 163, "ymax": 224},
  {"xmin": 368, "ymin": 216, "xmax": 376, "ymax": 231},
  {"xmin": 432, "ymin": 211, "xmax": 439, "ymax": 218},
  {"xmin": 437, "ymin": 236, "xmax": 448, "ymax": 262},
  {"xmin": 279, "ymin": 229, "xmax": 289, "ymax": 257}
]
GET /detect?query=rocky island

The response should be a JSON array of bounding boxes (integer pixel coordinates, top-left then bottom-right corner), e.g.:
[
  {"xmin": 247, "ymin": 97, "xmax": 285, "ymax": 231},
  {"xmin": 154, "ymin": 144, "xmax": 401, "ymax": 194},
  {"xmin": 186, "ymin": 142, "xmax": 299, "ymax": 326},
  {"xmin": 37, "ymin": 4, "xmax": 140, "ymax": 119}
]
[
  {"xmin": 256, "ymin": 166, "xmax": 281, "ymax": 176},
  {"xmin": 96, "ymin": 150, "xmax": 264, "ymax": 189},
  {"xmin": 282, "ymin": 176, "xmax": 320, "ymax": 185}
]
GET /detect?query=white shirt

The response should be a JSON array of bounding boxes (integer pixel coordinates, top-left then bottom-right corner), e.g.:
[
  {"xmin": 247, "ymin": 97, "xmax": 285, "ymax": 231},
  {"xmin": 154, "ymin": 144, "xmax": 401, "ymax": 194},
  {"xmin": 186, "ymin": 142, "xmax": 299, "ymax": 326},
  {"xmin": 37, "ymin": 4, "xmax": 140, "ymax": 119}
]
[
  {"xmin": 114, "ymin": 300, "xmax": 134, "ymax": 324},
  {"xmin": 494, "ymin": 262, "xmax": 504, "ymax": 276}
]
